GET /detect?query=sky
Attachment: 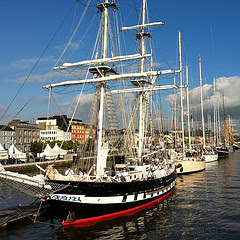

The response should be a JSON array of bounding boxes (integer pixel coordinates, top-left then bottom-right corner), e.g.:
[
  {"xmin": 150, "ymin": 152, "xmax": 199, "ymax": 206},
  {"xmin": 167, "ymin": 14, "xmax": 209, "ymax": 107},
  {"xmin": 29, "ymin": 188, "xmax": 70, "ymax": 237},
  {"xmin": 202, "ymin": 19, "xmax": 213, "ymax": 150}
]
[{"xmin": 0, "ymin": 0, "xmax": 240, "ymax": 132}]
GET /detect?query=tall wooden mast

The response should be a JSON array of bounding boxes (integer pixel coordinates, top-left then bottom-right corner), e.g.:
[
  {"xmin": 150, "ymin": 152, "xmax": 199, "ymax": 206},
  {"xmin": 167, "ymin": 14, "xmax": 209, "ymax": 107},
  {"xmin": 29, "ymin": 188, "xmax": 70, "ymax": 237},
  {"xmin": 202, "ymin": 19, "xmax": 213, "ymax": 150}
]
[{"xmin": 199, "ymin": 56, "xmax": 206, "ymax": 149}]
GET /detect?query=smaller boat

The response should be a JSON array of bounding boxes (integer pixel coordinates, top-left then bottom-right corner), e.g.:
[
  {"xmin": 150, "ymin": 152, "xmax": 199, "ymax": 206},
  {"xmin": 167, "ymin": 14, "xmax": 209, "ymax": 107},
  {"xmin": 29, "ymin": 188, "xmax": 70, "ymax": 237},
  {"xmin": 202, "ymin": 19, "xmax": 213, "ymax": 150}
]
[
  {"xmin": 202, "ymin": 150, "xmax": 218, "ymax": 163},
  {"xmin": 216, "ymin": 147, "xmax": 229, "ymax": 158},
  {"xmin": 171, "ymin": 36, "xmax": 205, "ymax": 175},
  {"xmin": 171, "ymin": 150, "xmax": 205, "ymax": 175},
  {"xmin": 175, "ymin": 158, "xmax": 205, "ymax": 174},
  {"xmin": 233, "ymin": 144, "xmax": 239, "ymax": 150}
]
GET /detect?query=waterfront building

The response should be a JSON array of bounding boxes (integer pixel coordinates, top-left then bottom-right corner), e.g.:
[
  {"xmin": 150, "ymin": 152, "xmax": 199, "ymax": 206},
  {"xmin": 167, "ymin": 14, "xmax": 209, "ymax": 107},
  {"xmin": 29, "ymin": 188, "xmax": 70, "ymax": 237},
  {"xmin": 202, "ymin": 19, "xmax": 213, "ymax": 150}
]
[
  {"xmin": 8, "ymin": 120, "xmax": 40, "ymax": 152},
  {"xmin": 36, "ymin": 115, "xmax": 82, "ymax": 142},
  {"xmin": 71, "ymin": 124, "xmax": 87, "ymax": 142},
  {"xmin": 0, "ymin": 125, "xmax": 15, "ymax": 149}
]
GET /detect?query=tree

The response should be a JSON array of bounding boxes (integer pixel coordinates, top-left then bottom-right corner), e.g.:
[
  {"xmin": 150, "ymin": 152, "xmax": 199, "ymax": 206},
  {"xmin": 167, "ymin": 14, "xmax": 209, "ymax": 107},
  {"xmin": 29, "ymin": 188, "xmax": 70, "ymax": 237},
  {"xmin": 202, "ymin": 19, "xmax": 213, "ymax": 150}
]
[{"xmin": 30, "ymin": 142, "xmax": 44, "ymax": 156}]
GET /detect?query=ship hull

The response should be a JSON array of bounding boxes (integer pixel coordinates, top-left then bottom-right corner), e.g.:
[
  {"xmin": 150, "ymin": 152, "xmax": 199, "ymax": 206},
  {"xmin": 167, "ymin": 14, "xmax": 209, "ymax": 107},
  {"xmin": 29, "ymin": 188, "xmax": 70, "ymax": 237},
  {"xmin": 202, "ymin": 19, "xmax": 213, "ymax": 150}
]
[
  {"xmin": 61, "ymin": 188, "xmax": 174, "ymax": 226},
  {"xmin": 204, "ymin": 153, "xmax": 218, "ymax": 163},
  {"xmin": 175, "ymin": 159, "xmax": 205, "ymax": 174},
  {"xmin": 44, "ymin": 171, "xmax": 177, "ymax": 224},
  {"xmin": 216, "ymin": 148, "xmax": 229, "ymax": 158},
  {"xmin": 233, "ymin": 144, "xmax": 239, "ymax": 150}
]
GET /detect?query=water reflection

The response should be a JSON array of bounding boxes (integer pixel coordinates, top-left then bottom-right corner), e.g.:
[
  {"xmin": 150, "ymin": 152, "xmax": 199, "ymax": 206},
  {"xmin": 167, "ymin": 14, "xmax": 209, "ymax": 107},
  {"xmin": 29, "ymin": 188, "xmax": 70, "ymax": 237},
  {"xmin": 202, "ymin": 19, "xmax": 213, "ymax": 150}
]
[{"xmin": 1, "ymin": 151, "xmax": 240, "ymax": 239}]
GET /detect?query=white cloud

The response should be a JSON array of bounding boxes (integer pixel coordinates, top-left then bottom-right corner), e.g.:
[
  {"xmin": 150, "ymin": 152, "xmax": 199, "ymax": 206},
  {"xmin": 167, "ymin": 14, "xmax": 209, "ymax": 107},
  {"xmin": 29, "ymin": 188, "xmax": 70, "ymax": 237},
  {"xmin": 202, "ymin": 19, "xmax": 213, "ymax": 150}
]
[
  {"xmin": 216, "ymin": 76, "xmax": 240, "ymax": 108},
  {"xmin": 38, "ymin": 94, "xmax": 61, "ymax": 101},
  {"xmin": 62, "ymin": 92, "xmax": 94, "ymax": 122},
  {"xmin": 154, "ymin": 117, "xmax": 173, "ymax": 131},
  {"xmin": 55, "ymin": 42, "xmax": 81, "ymax": 51},
  {"xmin": 5, "ymin": 70, "xmax": 79, "ymax": 84},
  {"xmin": 166, "ymin": 75, "xmax": 240, "ymax": 132},
  {"xmin": 6, "ymin": 74, "xmax": 48, "ymax": 83},
  {"xmin": 10, "ymin": 56, "xmax": 56, "ymax": 70}
]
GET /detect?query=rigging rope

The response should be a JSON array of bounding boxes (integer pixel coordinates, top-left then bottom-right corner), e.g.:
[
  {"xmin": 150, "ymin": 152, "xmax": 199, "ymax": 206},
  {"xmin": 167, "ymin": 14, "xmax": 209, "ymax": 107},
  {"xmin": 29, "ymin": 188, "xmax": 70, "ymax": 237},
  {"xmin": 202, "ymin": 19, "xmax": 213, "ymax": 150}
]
[
  {"xmin": 55, "ymin": 2, "xmax": 101, "ymax": 154},
  {"xmin": 0, "ymin": 2, "xmax": 77, "ymax": 129},
  {"xmin": 1, "ymin": 0, "xmax": 92, "ymax": 137}
]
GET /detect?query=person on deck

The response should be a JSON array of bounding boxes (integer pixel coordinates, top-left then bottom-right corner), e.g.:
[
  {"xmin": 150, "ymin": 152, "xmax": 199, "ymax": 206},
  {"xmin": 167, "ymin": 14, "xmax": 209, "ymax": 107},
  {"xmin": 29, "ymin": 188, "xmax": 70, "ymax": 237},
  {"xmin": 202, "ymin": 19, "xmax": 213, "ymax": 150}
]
[
  {"xmin": 78, "ymin": 168, "xmax": 83, "ymax": 177},
  {"xmin": 65, "ymin": 166, "xmax": 74, "ymax": 176},
  {"xmin": 82, "ymin": 170, "xmax": 87, "ymax": 179}
]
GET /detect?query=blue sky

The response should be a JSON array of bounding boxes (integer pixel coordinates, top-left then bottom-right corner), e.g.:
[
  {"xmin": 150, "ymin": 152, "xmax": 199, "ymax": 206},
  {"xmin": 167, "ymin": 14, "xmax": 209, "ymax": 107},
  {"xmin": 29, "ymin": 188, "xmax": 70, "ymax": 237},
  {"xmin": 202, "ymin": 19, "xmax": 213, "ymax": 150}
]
[{"xmin": 0, "ymin": 0, "xmax": 240, "ymax": 131}]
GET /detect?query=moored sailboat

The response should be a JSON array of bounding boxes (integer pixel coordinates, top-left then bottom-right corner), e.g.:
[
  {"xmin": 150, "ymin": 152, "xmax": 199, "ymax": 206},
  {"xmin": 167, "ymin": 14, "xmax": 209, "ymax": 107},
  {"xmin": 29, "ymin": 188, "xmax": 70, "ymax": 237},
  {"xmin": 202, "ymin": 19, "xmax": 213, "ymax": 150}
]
[
  {"xmin": 216, "ymin": 95, "xmax": 229, "ymax": 157},
  {"xmin": 173, "ymin": 33, "xmax": 205, "ymax": 174},
  {"xmin": 199, "ymin": 58, "xmax": 218, "ymax": 163}
]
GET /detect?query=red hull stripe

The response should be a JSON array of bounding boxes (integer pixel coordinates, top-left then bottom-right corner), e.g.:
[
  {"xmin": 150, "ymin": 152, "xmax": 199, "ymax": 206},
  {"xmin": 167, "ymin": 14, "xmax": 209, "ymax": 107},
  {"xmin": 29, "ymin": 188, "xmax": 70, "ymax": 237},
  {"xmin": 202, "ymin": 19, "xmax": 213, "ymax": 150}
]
[{"xmin": 62, "ymin": 189, "xmax": 173, "ymax": 226}]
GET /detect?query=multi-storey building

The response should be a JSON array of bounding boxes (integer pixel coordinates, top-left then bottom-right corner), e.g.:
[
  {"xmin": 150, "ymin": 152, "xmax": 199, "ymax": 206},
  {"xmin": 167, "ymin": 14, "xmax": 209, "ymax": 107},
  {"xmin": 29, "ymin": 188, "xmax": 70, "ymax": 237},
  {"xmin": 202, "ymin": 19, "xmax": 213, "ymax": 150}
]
[
  {"xmin": 0, "ymin": 125, "xmax": 15, "ymax": 149},
  {"xmin": 71, "ymin": 124, "xmax": 87, "ymax": 142},
  {"xmin": 36, "ymin": 115, "xmax": 82, "ymax": 142},
  {"xmin": 8, "ymin": 120, "xmax": 40, "ymax": 152}
]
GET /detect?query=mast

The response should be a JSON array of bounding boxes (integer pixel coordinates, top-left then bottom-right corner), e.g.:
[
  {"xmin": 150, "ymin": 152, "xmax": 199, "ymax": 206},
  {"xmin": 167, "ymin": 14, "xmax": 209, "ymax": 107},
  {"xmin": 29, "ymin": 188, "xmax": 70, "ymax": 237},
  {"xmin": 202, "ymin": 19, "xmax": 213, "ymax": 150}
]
[
  {"xmin": 217, "ymin": 101, "xmax": 221, "ymax": 146},
  {"xmin": 179, "ymin": 30, "xmax": 185, "ymax": 153},
  {"xmin": 186, "ymin": 64, "xmax": 191, "ymax": 151},
  {"xmin": 213, "ymin": 76, "xmax": 216, "ymax": 147},
  {"xmin": 173, "ymin": 74, "xmax": 177, "ymax": 149},
  {"xmin": 96, "ymin": 0, "xmax": 110, "ymax": 178},
  {"xmin": 222, "ymin": 94, "xmax": 227, "ymax": 147},
  {"xmin": 174, "ymin": 75, "xmax": 177, "ymax": 149},
  {"xmin": 138, "ymin": 0, "xmax": 147, "ymax": 160},
  {"xmin": 199, "ymin": 56, "xmax": 206, "ymax": 149},
  {"xmin": 231, "ymin": 116, "xmax": 235, "ymax": 145}
]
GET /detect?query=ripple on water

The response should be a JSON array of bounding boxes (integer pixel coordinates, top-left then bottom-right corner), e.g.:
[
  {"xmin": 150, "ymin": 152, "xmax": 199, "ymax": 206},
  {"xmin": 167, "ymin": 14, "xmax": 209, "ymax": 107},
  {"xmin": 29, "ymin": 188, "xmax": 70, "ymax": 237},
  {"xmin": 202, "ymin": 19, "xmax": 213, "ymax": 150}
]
[{"xmin": 1, "ymin": 152, "xmax": 240, "ymax": 239}]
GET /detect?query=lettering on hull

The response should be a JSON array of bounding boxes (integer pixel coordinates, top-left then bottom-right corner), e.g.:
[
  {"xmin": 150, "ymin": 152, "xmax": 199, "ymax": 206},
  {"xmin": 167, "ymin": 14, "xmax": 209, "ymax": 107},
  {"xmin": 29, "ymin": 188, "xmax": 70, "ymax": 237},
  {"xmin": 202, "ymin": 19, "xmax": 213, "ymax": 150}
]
[{"xmin": 51, "ymin": 194, "xmax": 82, "ymax": 202}]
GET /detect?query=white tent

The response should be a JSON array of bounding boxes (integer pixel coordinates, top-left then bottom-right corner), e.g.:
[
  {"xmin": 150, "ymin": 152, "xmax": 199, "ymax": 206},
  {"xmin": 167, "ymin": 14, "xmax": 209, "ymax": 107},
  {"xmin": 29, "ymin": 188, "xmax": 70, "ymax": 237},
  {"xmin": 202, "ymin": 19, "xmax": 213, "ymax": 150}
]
[
  {"xmin": 8, "ymin": 144, "xmax": 26, "ymax": 160},
  {"xmin": 0, "ymin": 143, "xmax": 5, "ymax": 151},
  {"xmin": 53, "ymin": 143, "xmax": 67, "ymax": 156},
  {"xmin": 39, "ymin": 144, "xmax": 58, "ymax": 159},
  {"xmin": 0, "ymin": 143, "xmax": 8, "ymax": 160}
]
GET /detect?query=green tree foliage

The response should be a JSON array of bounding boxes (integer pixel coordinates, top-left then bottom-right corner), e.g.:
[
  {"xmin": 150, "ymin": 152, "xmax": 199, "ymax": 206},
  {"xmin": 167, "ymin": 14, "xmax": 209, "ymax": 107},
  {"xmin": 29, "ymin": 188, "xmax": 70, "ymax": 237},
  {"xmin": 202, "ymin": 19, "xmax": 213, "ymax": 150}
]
[{"xmin": 30, "ymin": 141, "xmax": 44, "ymax": 156}]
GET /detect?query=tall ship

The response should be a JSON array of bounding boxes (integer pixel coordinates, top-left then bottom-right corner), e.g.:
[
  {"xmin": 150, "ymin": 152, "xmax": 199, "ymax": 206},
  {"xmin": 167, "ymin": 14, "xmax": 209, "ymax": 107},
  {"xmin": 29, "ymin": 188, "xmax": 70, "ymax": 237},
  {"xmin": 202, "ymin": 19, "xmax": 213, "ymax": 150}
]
[{"xmin": 0, "ymin": 0, "xmax": 178, "ymax": 226}]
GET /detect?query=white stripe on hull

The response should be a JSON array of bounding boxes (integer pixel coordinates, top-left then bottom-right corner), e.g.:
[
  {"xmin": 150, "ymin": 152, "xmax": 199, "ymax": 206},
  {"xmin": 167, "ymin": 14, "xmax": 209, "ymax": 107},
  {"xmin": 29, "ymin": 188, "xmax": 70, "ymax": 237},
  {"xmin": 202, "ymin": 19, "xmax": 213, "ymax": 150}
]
[
  {"xmin": 49, "ymin": 180, "xmax": 176, "ymax": 205},
  {"xmin": 204, "ymin": 153, "xmax": 218, "ymax": 163}
]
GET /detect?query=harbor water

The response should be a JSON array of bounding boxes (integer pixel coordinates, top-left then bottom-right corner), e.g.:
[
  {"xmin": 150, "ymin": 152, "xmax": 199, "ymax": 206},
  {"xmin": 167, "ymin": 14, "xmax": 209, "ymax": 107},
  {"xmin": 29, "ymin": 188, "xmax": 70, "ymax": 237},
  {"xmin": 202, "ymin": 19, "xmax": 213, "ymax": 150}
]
[{"xmin": 0, "ymin": 151, "xmax": 240, "ymax": 240}]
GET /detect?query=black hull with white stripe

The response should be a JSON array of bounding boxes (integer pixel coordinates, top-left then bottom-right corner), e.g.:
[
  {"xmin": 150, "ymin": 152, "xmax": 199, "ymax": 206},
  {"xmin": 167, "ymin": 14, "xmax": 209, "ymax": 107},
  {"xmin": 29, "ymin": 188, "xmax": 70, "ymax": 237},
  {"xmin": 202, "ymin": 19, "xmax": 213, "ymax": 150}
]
[
  {"xmin": 45, "ymin": 171, "xmax": 177, "ymax": 222},
  {"xmin": 216, "ymin": 148, "xmax": 229, "ymax": 158}
]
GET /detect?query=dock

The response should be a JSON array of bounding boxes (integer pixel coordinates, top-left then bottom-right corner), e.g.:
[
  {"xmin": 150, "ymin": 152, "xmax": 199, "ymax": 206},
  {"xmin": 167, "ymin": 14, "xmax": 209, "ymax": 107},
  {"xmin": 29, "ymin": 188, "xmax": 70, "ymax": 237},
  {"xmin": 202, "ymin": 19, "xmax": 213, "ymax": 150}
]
[{"xmin": 3, "ymin": 153, "xmax": 75, "ymax": 172}]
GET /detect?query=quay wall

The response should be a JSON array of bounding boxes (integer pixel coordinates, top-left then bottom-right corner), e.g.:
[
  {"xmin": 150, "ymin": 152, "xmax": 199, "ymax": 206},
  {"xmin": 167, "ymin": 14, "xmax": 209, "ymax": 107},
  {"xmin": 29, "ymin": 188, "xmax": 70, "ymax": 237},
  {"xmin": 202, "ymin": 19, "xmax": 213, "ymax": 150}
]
[{"xmin": 3, "ymin": 154, "xmax": 115, "ymax": 173}]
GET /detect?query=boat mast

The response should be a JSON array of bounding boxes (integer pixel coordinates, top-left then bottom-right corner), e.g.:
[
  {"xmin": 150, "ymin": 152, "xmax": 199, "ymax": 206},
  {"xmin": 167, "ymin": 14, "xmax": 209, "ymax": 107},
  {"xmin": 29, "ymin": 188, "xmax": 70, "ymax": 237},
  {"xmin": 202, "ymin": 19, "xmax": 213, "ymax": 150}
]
[
  {"xmin": 96, "ymin": 0, "xmax": 109, "ymax": 178},
  {"xmin": 174, "ymin": 74, "xmax": 177, "ymax": 149},
  {"xmin": 231, "ymin": 116, "xmax": 235, "ymax": 145},
  {"xmin": 199, "ymin": 56, "xmax": 206, "ymax": 149},
  {"xmin": 217, "ymin": 101, "xmax": 221, "ymax": 146},
  {"xmin": 186, "ymin": 64, "xmax": 191, "ymax": 151},
  {"xmin": 222, "ymin": 94, "xmax": 227, "ymax": 147},
  {"xmin": 138, "ymin": 0, "xmax": 147, "ymax": 160},
  {"xmin": 179, "ymin": 30, "xmax": 185, "ymax": 154},
  {"xmin": 213, "ymin": 76, "xmax": 216, "ymax": 147}
]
